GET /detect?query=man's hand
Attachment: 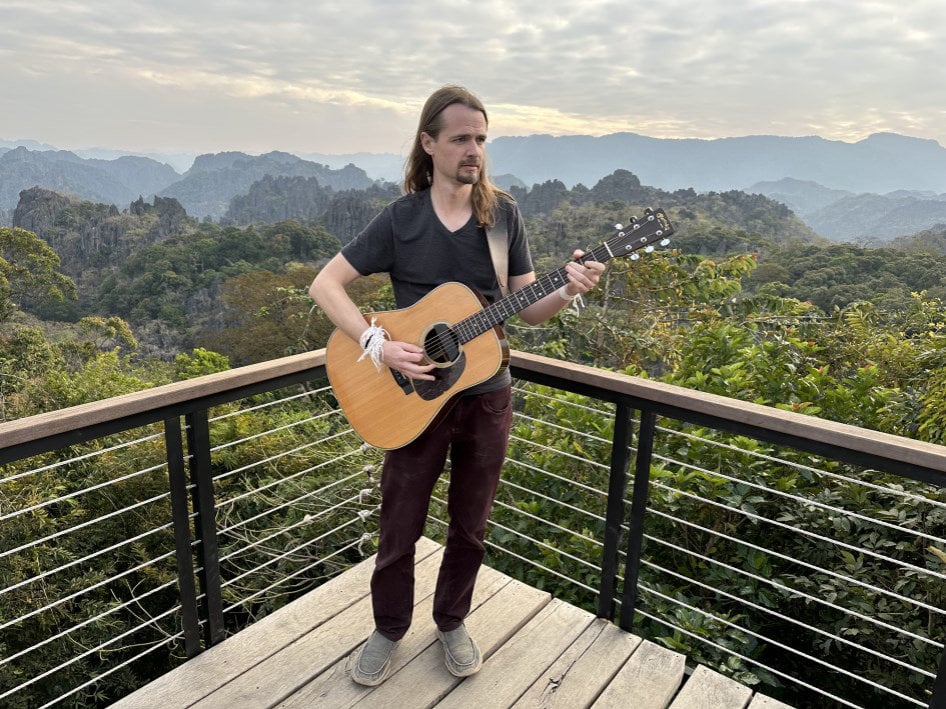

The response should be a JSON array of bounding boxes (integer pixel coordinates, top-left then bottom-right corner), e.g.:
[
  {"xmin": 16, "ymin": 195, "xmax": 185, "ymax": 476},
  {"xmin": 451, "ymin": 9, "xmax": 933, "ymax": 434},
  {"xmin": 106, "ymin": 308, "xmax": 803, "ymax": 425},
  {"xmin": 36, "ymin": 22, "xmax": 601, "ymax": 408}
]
[
  {"xmin": 562, "ymin": 249, "xmax": 605, "ymax": 295},
  {"xmin": 381, "ymin": 340, "xmax": 437, "ymax": 381}
]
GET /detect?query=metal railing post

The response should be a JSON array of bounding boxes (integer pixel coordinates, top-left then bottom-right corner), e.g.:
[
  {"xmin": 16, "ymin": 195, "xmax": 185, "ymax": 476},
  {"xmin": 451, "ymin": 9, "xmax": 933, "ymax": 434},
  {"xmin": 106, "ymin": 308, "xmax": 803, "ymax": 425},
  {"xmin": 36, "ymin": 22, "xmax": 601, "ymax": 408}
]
[
  {"xmin": 163, "ymin": 417, "xmax": 201, "ymax": 658},
  {"xmin": 185, "ymin": 409, "xmax": 226, "ymax": 647},
  {"xmin": 619, "ymin": 409, "xmax": 657, "ymax": 632},
  {"xmin": 597, "ymin": 400, "xmax": 635, "ymax": 620}
]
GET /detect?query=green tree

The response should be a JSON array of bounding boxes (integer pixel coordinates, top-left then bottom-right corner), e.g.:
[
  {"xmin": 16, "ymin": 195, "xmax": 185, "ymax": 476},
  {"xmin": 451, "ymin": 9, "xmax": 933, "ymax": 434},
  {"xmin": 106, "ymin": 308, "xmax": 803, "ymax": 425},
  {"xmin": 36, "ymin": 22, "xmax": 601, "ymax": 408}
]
[
  {"xmin": 175, "ymin": 347, "xmax": 231, "ymax": 380},
  {"xmin": 0, "ymin": 227, "xmax": 76, "ymax": 322}
]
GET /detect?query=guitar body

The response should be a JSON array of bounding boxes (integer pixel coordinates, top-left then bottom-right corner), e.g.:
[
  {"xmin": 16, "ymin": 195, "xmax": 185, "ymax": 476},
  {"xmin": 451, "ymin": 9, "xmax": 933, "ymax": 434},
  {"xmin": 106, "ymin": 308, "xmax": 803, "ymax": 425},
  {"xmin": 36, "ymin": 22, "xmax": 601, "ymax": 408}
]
[{"xmin": 325, "ymin": 281, "xmax": 509, "ymax": 450}]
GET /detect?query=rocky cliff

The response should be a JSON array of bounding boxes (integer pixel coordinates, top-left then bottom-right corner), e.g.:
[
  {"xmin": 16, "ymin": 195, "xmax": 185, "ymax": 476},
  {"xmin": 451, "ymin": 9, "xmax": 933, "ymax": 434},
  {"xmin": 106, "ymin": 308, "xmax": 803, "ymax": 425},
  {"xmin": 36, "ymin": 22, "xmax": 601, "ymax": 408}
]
[
  {"xmin": 160, "ymin": 151, "xmax": 378, "ymax": 219},
  {"xmin": 13, "ymin": 187, "xmax": 190, "ymax": 279}
]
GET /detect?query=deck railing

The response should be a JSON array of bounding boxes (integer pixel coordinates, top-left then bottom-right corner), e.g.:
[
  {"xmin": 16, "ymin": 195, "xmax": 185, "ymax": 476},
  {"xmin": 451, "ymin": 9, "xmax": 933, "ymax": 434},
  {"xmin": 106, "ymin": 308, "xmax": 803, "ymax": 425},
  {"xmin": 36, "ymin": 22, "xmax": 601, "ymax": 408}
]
[{"xmin": 0, "ymin": 349, "xmax": 944, "ymax": 708}]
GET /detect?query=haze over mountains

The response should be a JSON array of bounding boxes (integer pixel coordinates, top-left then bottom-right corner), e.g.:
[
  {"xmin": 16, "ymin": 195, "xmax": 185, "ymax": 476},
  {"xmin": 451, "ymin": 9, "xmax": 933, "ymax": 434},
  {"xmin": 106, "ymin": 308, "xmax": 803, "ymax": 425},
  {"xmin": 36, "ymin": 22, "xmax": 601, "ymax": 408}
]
[{"xmin": 2, "ymin": 131, "xmax": 946, "ymax": 242}]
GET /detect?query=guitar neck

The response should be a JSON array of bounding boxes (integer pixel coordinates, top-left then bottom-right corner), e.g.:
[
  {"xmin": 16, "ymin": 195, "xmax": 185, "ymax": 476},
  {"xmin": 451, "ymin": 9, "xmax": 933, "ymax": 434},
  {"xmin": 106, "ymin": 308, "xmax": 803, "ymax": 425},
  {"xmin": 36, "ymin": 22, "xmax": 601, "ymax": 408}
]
[
  {"xmin": 450, "ymin": 207, "xmax": 673, "ymax": 345},
  {"xmin": 451, "ymin": 252, "xmax": 605, "ymax": 345}
]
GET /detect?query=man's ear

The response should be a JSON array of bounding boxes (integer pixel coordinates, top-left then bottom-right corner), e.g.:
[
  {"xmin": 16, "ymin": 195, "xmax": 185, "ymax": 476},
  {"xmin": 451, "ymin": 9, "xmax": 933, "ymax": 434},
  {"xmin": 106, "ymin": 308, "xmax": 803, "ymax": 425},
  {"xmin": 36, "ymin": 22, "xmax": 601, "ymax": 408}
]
[{"xmin": 420, "ymin": 132, "xmax": 434, "ymax": 155}]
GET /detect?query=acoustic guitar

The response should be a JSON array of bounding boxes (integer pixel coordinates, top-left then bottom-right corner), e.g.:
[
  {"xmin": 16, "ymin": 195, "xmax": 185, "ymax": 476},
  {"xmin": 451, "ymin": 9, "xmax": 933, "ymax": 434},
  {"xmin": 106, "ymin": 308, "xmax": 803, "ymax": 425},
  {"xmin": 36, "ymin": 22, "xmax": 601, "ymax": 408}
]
[{"xmin": 325, "ymin": 207, "xmax": 674, "ymax": 449}]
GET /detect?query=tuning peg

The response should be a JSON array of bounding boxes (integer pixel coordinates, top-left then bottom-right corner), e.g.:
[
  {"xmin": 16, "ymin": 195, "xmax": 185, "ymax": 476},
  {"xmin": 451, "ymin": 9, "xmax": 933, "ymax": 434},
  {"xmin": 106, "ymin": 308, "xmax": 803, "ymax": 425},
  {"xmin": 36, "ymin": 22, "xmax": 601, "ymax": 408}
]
[
  {"xmin": 614, "ymin": 223, "xmax": 623, "ymax": 230},
  {"xmin": 643, "ymin": 207, "xmax": 653, "ymax": 214},
  {"xmin": 660, "ymin": 238, "xmax": 671, "ymax": 246},
  {"xmin": 630, "ymin": 253, "xmax": 640, "ymax": 260},
  {"xmin": 645, "ymin": 245, "xmax": 655, "ymax": 253}
]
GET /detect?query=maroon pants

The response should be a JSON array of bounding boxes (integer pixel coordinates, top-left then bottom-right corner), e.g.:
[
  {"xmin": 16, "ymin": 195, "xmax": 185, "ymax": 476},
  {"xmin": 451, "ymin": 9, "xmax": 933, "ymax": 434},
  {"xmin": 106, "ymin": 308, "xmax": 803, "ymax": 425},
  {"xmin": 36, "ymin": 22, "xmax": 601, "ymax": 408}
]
[{"xmin": 371, "ymin": 385, "xmax": 513, "ymax": 641}]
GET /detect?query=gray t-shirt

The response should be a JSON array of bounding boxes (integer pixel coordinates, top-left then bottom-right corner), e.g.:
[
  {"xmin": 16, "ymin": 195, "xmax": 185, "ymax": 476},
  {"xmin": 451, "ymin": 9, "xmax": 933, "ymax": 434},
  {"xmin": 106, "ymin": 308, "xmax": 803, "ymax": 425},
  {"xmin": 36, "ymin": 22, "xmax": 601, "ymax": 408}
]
[{"xmin": 342, "ymin": 189, "xmax": 533, "ymax": 392}]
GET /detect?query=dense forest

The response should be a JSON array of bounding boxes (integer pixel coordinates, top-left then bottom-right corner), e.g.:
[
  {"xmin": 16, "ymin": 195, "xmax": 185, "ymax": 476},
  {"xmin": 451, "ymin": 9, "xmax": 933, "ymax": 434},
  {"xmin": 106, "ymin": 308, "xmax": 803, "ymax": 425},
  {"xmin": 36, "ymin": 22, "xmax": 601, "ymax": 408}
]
[
  {"xmin": 2, "ymin": 168, "xmax": 946, "ymax": 706},
  {"xmin": 6, "ymin": 167, "xmax": 946, "ymax": 375}
]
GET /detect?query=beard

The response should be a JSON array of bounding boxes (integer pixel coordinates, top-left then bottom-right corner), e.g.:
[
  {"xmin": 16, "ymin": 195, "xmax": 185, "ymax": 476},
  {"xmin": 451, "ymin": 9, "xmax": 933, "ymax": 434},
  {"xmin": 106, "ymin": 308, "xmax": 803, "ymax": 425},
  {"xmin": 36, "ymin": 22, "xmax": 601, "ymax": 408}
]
[{"xmin": 456, "ymin": 163, "xmax": 480, "ymax": 185}]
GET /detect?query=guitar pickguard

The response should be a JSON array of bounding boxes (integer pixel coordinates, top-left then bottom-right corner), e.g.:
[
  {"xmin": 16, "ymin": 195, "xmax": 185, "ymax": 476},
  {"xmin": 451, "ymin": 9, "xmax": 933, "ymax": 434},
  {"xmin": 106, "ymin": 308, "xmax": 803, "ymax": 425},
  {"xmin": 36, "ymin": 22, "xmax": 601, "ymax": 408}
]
[{"xmin": 411, "ymin": 353, "xmax": 466, "ymax": 400}]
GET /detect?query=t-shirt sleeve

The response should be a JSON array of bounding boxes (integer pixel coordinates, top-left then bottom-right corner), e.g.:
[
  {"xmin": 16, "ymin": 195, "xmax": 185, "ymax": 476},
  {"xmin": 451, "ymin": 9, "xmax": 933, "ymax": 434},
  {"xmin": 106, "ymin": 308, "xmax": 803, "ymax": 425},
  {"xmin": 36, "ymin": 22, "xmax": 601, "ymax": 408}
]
[{"xmin": 340, "ymin": 205, "xmax": 395, "ymax": 276}]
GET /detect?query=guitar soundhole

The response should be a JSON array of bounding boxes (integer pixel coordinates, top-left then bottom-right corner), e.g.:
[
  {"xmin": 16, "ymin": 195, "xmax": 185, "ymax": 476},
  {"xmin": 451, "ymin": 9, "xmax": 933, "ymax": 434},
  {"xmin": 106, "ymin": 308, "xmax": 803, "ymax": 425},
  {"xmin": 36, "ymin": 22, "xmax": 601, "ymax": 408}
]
[{"xmin": 424, "ymin": 323, "xmax": 461, "ymax": 365}]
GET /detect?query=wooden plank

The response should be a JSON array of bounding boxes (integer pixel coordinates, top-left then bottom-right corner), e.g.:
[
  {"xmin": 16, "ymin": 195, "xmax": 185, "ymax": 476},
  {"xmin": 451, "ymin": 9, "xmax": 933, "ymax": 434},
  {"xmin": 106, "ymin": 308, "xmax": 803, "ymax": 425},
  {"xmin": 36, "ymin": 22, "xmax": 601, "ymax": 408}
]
[
  {"xmin": 670, "ymin": 665, "xmax": 752, "ymax": 709},
  {"xmin": 591, "ymin": 639, "xmax": 685, "ymax": 709},
  {"xmin": 275, "ymin": 563, "xmax": 512, "ymax": 708},
  {"xmin": 512, "ymin": 618, "xmax": 642, "ymax": 708},
  {"xmin": 111, "ymin": 538, "xmax": 439, "ymax": 708},
  {"xmin": 190, "ymin": 546, "xmax": 446, "ymax": 708},
  {"xmin": 748, "ymin": 694, "xmax": 794, "ymax": 708},
  {"xmin": 364, "ymin": 577, "xmax": 552, "ymax": 708},
  {"xmin": 436, "ymin": 598, "xmax": 597, "ymax": 708}
]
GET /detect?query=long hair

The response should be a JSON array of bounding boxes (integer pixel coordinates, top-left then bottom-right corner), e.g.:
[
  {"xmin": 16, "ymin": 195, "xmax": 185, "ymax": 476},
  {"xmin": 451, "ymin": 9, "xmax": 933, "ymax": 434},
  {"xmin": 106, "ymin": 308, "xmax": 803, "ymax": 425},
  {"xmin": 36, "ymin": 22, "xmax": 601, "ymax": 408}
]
[{"xmin": 403, "ymin": 85, "xmax": 510, "ymax": 228}]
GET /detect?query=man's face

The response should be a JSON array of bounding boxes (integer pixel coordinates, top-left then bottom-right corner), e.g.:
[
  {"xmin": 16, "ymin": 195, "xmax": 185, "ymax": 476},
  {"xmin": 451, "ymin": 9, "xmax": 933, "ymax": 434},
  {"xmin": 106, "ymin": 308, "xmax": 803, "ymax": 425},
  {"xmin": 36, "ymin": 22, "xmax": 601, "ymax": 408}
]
[{"xmin": 421, "ymin": 103, "xmax": 487, "ymax": 188}]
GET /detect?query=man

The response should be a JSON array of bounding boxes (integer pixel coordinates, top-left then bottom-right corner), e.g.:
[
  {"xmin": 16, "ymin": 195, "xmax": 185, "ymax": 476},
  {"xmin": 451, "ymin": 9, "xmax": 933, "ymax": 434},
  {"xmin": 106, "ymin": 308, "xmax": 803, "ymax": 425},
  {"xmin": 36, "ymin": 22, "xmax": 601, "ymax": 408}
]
[{"xmin": 309, "ymin": 85, "xmax": 604, "ymax": 686}]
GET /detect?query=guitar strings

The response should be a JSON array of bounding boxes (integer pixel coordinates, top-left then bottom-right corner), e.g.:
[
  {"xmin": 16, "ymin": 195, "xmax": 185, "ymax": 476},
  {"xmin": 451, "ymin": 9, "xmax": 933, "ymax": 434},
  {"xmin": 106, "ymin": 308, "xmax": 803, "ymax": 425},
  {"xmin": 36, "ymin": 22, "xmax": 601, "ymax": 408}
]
[
  {"xmin": 418, "ymin": 220, "xmax": 668, "ymax": 361},
  {"xmin": 420, "ymin": 265, "xmax": 575, "ymax": 360}
]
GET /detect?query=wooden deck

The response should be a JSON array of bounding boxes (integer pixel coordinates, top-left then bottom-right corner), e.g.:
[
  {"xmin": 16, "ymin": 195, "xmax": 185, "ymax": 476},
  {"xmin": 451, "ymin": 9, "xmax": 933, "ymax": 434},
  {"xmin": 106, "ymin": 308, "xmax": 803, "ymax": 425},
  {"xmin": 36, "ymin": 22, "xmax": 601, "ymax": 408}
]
[{"xmin": 112, "ymin": 538, "xmax": 791, "ymax": 708}]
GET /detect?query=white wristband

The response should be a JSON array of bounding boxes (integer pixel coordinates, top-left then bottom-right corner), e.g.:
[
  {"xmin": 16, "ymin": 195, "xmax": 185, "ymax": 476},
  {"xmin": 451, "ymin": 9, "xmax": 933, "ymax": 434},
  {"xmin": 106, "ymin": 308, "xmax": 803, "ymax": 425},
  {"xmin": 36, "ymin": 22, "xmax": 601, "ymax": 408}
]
[
  {"xmin": 557, "ymin": 285, "xmax": 579, "ymax": 301},
  {"xmin": 357, "ymin": 317, "xmax": 389, "ymax": 370}
]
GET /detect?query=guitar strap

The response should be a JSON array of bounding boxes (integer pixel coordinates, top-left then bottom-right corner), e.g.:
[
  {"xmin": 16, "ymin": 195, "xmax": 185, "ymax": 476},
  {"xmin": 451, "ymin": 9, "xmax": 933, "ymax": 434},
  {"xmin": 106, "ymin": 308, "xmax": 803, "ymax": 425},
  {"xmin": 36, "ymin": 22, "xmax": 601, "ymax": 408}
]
[{"xmin": 485, "ymin": 212, "xmax": 509, "ymax": 297}]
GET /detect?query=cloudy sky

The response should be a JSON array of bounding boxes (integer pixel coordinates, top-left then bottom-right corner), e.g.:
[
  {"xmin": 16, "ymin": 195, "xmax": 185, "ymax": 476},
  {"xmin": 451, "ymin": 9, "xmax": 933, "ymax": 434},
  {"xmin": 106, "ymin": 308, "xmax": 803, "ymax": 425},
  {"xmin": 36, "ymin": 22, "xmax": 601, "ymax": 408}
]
[{"xmin": 1, "ymin": 0, "xmax": 943, "ymax": 159}]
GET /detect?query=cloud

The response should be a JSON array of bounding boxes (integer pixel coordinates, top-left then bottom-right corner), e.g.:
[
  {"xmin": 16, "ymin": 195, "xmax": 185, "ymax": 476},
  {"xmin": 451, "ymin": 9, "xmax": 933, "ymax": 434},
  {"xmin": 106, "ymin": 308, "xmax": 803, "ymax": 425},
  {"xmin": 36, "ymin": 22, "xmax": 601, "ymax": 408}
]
[{"xmin": 0, "ymin": 0, "xmax": 943, "ymax": 154}]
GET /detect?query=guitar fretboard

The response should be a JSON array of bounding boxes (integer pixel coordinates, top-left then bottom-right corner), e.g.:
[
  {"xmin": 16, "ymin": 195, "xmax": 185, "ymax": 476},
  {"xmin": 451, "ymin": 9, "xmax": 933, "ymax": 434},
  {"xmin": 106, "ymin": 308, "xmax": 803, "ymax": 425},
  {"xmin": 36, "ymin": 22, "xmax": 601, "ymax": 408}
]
[
  {"xmin": 450, "ymin": 210, "xmax": 671, "ymax": 344},
  {"xmin": 452, "ymin": 265, "xmax": 575, "ymax": 344}
]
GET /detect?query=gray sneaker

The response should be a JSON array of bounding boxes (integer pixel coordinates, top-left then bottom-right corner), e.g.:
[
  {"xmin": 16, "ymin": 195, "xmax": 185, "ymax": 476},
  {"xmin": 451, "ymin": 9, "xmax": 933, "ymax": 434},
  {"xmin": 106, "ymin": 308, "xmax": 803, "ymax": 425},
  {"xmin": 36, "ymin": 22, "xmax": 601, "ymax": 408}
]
[
  {"xmin": 436, "ymin": 625, "xmax": 483, "ymax": 677},
  {"xmin": 351, "ymin": 630, "xmax": 398, "ymax": 686}
]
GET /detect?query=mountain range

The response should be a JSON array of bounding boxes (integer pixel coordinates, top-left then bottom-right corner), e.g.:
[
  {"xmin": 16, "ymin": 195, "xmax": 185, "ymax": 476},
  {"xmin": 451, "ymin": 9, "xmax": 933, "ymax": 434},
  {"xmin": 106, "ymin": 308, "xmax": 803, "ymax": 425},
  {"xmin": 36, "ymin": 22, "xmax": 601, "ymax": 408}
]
[
  {"xmin": 3, "ymin": 131, "xmax": 946, "ymax": 241},
  {"xmin": 747, "ymin": 178, "xmax": 946, "ymax": 242},
  {"xmin": 0, "ymin": 146, "xmax": 378, "ymax": 220}
]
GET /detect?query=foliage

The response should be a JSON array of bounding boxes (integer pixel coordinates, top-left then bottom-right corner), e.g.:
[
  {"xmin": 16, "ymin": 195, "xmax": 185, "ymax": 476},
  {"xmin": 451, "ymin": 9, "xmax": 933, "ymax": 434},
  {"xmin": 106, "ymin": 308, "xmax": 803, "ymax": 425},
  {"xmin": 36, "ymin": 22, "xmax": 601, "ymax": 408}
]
[
  {"xmin": 0, "ymin": 227, "xmax": 76, "ymax": 323},
  {"xmin": 174, "ymin": 347, "xmax": 230, "ymax": 379},
  {"xmin": 750, "ymin": 241, "xmax": 946, "ymax": 311}
]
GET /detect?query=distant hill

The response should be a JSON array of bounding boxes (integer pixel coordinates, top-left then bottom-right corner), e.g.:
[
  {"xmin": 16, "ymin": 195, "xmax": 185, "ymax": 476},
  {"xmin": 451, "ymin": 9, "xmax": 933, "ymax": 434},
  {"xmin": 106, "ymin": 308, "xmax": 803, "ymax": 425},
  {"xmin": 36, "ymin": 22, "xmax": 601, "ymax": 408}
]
[
  {"xmin": 12, "ymin": 187, "xmax": 191, "ymax": 278},
  {"xmin": 487, "ymin": 132, "xmax": 946, "ymax": 195},
  {"xmin": 0, "ymin": 147, "xmax": 180, "ymax": 210},
  {"xmin": 0, "ymin": 146, "xmax": 383, "ymax": 223},
  {"xmin": 8, "ymin": 131, "xmax": 946, "ymax": 239},
  {"xmin": 749, "ymin": 177, "xmax": 946, "ymax": 243},
  {"xmin": 224, "ymin": 174, "xmax": 400, "ymax": 243},
  {"xmin": 804, "ymin": 193, "xmax": 946, "ymax": 243},
  {"xmin": 0, "ymin": 138, "xmax": 59, "ymax": 152},
  {"xmin": 889, "ymin": 225, "xmax": 946, "ymax": 254},
  {"xmin": 158, "ymin": 151, "xmax": 379, "ymax": 219},
  {"xmin": 298, "ymin": 151, "xmax": 404, "ymax": 183},
  {"xmin": 747, "ymin": 178, "xmax": 853, "ymax": 217}
]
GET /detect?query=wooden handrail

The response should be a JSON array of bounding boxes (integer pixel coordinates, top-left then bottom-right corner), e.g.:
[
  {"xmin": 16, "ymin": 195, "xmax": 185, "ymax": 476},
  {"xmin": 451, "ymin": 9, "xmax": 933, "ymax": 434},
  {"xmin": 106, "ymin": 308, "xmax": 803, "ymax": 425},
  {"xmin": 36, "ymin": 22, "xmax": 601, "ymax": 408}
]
[
  {"xmin": 0, "ymin": 350, "xmax": 326, "ymax": 453},
  {"xmin": 3, "ymin": 348, "xmax": 945, "ymax": 482},
  {"xmin": 509, "ymin": 350, "xmax": 946, "ymax": 477}
]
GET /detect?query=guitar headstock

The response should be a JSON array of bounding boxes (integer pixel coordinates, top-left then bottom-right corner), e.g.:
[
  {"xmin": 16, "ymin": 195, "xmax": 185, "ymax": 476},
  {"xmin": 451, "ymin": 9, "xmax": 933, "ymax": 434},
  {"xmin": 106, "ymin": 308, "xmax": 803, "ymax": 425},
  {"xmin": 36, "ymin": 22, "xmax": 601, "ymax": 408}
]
[{"xmin": 584, "ymin": 207, "xmax": 674, "ymax": 264}]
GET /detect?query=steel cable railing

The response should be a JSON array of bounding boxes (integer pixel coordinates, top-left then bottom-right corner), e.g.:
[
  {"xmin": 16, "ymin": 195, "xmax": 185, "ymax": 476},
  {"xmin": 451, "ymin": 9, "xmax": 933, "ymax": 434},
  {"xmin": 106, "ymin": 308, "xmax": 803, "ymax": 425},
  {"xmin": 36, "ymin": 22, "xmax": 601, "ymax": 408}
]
[
  {"xmin": 480, "ymin": 411, "xmax": 944, "ymax": 706},
  {"xmin": 2, "ymin": 349, "xmax": 945, "ymax": 707},
  {"xmin": 642, "ymin": 506, "xmax": 944, "ymax": 647},
  {"xmin": 37, "ymin": 629, "xmax": 186, "ymax": 709},
  {"xmin": 0, "ymin": 367, "xmax": 378, "ymax": 707},
  {"xmin": 637, "ymin": 565, "xmax": 936, "ymax": 703},
  {"xmin": 640, "ymin": 535, "xmax": 942, "ymax": 672},
  {"xmin": 492, "ymin": 374, "xmax": 946, "ymax": 707},
  {"xmin": 633, "ymin": 605, "xmax": 858, "ymax": 708}
]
